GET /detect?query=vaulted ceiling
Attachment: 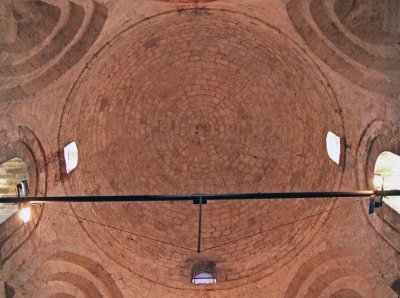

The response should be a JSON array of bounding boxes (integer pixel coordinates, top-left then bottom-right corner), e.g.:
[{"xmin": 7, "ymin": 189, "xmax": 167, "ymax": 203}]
[{"xmin": 1, "ymin": 0, "xmax": 399, "ymax": 297}]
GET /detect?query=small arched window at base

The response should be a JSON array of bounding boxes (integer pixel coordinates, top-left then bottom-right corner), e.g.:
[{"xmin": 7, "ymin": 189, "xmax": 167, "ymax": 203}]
[
  {"xmin": 64, "ymin": 141, "xmax": 78, "ymax": 174},
  {"xmin": 374, "ymin": 151, "xmax": 400, "ymax": 214},
  {"xmin": 191, "ymin": 261, "xmax": 216, "ymax": 285},
  {"xmin": 326, "ymin": 131, "xmax": 344, "ymax": 165}
]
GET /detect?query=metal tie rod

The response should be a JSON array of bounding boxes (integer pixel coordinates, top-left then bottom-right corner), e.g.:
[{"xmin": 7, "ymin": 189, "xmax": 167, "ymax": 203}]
[{"xmin": 1, "ymin": 190, "xmax": 400, "ymax": 204}]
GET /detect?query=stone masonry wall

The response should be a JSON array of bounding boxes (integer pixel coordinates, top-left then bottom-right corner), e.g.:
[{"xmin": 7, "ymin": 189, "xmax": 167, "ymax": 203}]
[{"xmin": 0, "ymin": 0, "xmax": 399, "ymax": 297}]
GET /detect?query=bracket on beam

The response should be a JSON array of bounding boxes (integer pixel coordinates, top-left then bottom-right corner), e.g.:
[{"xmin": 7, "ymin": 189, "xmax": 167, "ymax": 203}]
[
  {"xmin": 193, "ymin": 197, "xmax": 207, "ymax": 204},
  {"xmin": 369, "ymin": 197, "xmax": 383, "ymax": 214}
]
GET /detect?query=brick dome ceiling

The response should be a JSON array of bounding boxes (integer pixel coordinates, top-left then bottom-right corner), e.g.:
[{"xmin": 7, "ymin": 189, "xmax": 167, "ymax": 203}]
[
  {"xmin": 2, "ymin": 1, "xmax": 400, "ymax": 297},
  {"xmin": 57, "ymin": 9, "xmax": 345, "ymax": 287}
]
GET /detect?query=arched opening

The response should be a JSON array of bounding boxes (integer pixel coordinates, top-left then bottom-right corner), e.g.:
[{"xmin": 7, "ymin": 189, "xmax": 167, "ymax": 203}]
[
  {"xmin": 64, "ymin": 141, "xmax": 78, "ymax": 174},
  {"xmin": 191, "ymin": 261, "xmax": 216, "ymax": 285},
  {"xmin": 374, "ymin": 151, "xmax": 400, "ymax": 214},
  {"xmin": 0, "ymin": 158, "xmax": 29, "ymax": 224},
  {"xmin": 326, "ymin": 131, "xmax": 342, "ymax": 165}
]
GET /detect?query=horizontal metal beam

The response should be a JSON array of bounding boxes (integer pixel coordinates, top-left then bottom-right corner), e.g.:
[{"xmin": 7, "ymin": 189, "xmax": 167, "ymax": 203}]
[{"xmin": 0, "ymin": 190, "xmax": 399, "ymax": 204}]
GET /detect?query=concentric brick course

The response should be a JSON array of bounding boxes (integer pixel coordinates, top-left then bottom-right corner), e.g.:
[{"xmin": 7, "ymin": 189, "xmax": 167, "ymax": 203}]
[
  {"xmin": 58, "ymin": 9, "xmax": 343, "ymax": 286},
  {"xmin": 285, "ymin": 248, "xmax": 380, "ymax": 298},
  {"xmin": 0, "ymin": 0, "xmax": 107, "ymax": 103},
  {"xmin": 22, "ymin": 252, "xmax": 123, "ymax": 297},
  {"xmin": 287, "ymin": 0, "xmax": 400, "ymax": 96}
]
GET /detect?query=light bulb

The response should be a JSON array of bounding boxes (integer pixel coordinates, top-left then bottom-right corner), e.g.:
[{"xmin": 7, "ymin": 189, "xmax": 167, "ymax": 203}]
[
  {"xmin": 19, "ymin": 206, "xmax": 31, "ymax": 223},
  {"xmin": 373, "ymin": 174, "xmax": 384, "ymax": 190}
]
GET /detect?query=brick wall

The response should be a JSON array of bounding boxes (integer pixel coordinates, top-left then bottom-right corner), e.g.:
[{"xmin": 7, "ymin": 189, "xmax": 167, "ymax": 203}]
[{"xmin": 0, "ymin": 0, "xmax": 399, "ymax": 297}]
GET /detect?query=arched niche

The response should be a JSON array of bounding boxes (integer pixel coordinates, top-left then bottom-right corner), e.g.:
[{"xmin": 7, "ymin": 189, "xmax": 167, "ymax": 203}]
[
  {"xmin": 0, "ymin": 126, "xmax": 47, "ymax": 264},
  {"xmin": 0, "ymin": 158, "xmax": 29, "ymax": 224},
  {"xmin": 374, "ymin": 151, "xmax": 400, "ymax": 214},
  {"xmin": 356, "ymin": 120, "xmax": 400, "ymax": 252}
]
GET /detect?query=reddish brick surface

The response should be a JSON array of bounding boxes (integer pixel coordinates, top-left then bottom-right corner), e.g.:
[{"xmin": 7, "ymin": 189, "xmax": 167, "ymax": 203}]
[
  {"xmin": 0, "ymin": 0, "xmax": 399, "ymax": 297},
  {"xmin": 57, "ymin": 9, "xmax": 344, "ymax": 286}
]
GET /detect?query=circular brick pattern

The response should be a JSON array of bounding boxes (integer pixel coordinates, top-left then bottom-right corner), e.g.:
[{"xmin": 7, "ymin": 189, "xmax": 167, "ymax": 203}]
[{"xmin": 59, "ymin": 10, "xmax": 343, "ymax": 287}]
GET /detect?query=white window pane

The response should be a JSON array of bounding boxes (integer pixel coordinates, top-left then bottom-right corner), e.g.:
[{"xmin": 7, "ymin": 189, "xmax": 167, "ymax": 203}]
[
  {"xmin": 64, "ymin": 142, "xmax": 79, "ymax": 174},
  {"xmin": 192, "ymin": 272, "xmax": 216, "ymax": 285},
  {"xmin": 326, "ymin": 131, "xmax": 341, "ymax": 165}
]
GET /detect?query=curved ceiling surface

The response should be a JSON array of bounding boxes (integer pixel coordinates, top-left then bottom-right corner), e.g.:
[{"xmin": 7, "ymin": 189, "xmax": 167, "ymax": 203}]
[{"xmin": 58, "ymin": 9, "xmax": 344, "ymax": 287}]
